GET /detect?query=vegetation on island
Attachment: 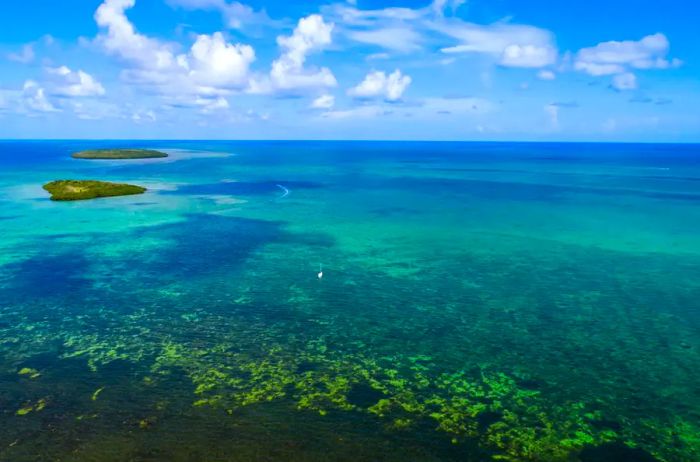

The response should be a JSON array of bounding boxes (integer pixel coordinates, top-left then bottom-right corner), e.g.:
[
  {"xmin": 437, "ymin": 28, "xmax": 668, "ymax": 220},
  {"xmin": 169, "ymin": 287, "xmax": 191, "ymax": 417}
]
[
  {"xmin": 43, "ymin": 180, "xmax": 146, "ymax": 201},
  {"xmin": 71, "ymin": 148, "xmax": 168, "ymax": 159}
]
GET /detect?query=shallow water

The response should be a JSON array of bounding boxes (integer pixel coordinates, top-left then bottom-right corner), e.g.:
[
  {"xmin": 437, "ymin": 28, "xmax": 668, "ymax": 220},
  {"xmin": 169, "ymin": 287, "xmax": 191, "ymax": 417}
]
[{"xmin": 0, "ymin": 141, "xmax": 699, "ymax": 461}]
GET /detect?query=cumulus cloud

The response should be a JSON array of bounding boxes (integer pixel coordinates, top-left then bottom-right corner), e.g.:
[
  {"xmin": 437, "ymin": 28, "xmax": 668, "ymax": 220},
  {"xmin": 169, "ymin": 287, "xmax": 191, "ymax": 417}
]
[
  {"xmin": 187, "ymin": 33, "xmax": 255, "ymax": 88},
  {"xmin": 348, "ymin": 69, "xmax": 411, "ymax": 102},
  {"xmin": 22, "ymin": 81, "xmax": 59, "ymax": 113},
  {"xmin": 47, "ymin": 66, "xmax": 106, "ymax": 97},
  {"xmin": 8, "ymin": 44, "xmax": 35, "ymax": 64},
  {"xmin": 94, "ymin": 0, "xmax": 254, "ymax": 98},
  {"xmin": 311, "ymin": 94, "xmax": 335, "ymax": 109},
  {"xmin": 500, "ymin": 44, "xmax": 557, "ymax": 68},
  {"xmin": 611, "ymin": 72, "xmax": 638, "ymax": 91},
  {"xmin": 437, "ymin": 22, "xmax": 557, "ymax": 68},
  {"xmin": 251, "ymin": 14, "xmax": 337, "ymax": 94},
  {"xmin": 95, "ymin": 0, "xmax": 179, "ymax": 70},
  {"xmin": 575, "ymin": 33, "xmax": 680, "ymax": 76}
]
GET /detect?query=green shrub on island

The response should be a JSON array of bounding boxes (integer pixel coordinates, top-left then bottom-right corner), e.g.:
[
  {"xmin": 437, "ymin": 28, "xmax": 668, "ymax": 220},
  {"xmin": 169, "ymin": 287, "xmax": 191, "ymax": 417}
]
[
  {"xmin": 72, "ymin": 149, "xmax": 168, "ymax": 159},
  {"xmin": 43, "ymin": 180, "xmax": 147, "ymax": 201}
]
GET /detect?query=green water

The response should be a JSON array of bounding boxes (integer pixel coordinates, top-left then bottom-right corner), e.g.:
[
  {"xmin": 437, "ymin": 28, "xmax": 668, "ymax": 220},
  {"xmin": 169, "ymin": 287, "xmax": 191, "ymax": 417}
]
[{"xmin": 0, "ymin": 141, "xmax": 698, "ymax": 461}]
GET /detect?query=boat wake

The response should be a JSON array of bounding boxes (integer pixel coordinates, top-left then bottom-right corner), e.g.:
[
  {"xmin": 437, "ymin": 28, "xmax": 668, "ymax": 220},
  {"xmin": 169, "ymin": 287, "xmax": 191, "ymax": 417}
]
[{"xmin": 276, "ymin": 184, "xmax": 290, "ymax": 199}]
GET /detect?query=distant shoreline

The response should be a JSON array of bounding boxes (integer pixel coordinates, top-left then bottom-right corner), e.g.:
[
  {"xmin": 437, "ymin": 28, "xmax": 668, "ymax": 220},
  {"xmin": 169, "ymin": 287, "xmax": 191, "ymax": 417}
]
[{"xmin": 72, "ymin": 148, "xmax": 168, "ymax": 159}]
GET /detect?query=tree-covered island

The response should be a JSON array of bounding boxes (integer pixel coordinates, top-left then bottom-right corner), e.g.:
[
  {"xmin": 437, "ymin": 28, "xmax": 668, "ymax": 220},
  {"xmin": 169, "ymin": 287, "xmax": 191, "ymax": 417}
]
[
  {"xmin": 71, "ymin": 149, "xmax": 168, "ymax": 159},
  {"xmin": 43, "ymin": 180, "xmax": 147, "ymax": 201}
]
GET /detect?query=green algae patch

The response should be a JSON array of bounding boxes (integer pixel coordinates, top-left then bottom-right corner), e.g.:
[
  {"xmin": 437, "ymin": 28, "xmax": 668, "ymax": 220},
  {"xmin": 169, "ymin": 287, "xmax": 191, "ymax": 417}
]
[
  {"xmin": 43, "ymin": 180, "xmax": 146, "ymax": 201},
  {"xmin": 92, "ymin": 387, "xmax": 105, "ymax": 401},
  {"xmin": 16, "ymin": 398, "xmax": 47, "ymax": 416},
  {"xmin": 18, "ymin": 367, "xmax": 41, "ymax": 379},
  {"xmin": 72, "ymin": 149, "xmax": 168, "ymax": 159}
]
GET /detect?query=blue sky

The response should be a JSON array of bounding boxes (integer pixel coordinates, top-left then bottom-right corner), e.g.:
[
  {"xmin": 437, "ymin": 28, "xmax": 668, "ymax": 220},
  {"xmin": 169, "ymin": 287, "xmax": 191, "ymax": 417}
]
[{"xmin": 0, "ymin": 0, "xmax": 698, "ymax": 141}]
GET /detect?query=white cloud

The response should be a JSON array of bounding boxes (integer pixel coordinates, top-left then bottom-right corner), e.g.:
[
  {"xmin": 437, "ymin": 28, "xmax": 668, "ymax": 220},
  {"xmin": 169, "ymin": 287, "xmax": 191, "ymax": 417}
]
[
  {"xmin": 166, "ymin": 0, "xmax": 274, "ymax": 30},
  {"xmin": 196, "ymin": 96, "xmax": 230, "ymax": 113},
  {"xmin": 575, "ymin": 33, "xmax": 680, "ymax": 76},
  {"xmin": 327, "ymin": 4, "xmax": 423, "ymax": 27},
  {"xmin": 437, "ymin": 21, "xmax": 557, "ymax": 68},
  {"xmin": 187, "ymin": 33, "xmax": 255, "ymax": 88},
  {"xmin": 47, "ymin": 66, "xmax": 106, "ymax": 97},
  {"xmin": 321, "ymin": 104, "xmax": 388, "ymax": 119},
  {"xmin": 537, "ymin": 70, "xmax": 556, "ymax": 80},
  {"xmin": 94, "ymin": 0, "xmax": 254, "ymax": 98},
  {"xmin": 8, "ymin": 44, "xmax": 35, "ymax": 64},
  {"xmin": 500, "ymin": 44, "xmax": 557, "ymax": 68},
  {"xmin": 95, "ymin": 0, "xmax": 179, "ymax": 70},
  {"xmin": 22, "ymin": 81, "xmax": 59, "ymax": 113},
  {"xmin": 325, "ymin": 2, "xmax": 558, "ymax": 69},
  {"xmin": 311, "ymin": 94, "xmax": 335, "ymax": 109},
  {"xmin": 431, "ymin": 0, "xmax": 467, "ymax": 16},
  {"xmin": 252, "ymin": 14, "xmax": 337, "ymax": 93},
  {"xmin": 420, "ymin": 96, "xmax": 494, "ymax": 115},
  {"xmin": 68, "ymin": 100, "xmax": 124, "ymax": 120},
  {"xmin": 348, "ymin": 69, "xmax": 411, "ymax": 102},
  {"xmin": 367, "ymin": 52, "xmax": 391, "ymax": 60},
  {"xmin": 544, "ymin": 104, "xmax": 559, "ymax": 128},
  {"xmin": 321, "ymin": 95, "xmax": 494, "ymax": 120},
  {"xmin": 611, "ymin": 72, "xmax": 638, "ymax": 91},
  {"xmin": 322, "ymin": 3, "xmax": 425, "ymax": 53},
  {"xmin": 347, "ymin": 27, "xmax": 422, "ymax": 53},
  {"xmin": 132, "ymin": 109, "xmax": 157, "ymax": 123},
  {"xmin": 574, "ymin": 63, "xmax": 625, "ymax": 77}
]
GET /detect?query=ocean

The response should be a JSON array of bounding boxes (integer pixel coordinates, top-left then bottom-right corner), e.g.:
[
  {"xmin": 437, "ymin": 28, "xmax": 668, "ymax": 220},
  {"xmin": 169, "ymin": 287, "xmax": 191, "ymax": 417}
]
[{"xmin": 0, "ymin": 140, "xmax": 698, "ymax": 461}]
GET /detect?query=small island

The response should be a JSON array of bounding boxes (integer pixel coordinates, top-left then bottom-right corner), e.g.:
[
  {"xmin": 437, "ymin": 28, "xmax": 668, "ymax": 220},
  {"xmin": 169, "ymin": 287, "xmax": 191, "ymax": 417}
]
[
  {"xmin": 43, "ymin": 180, "xmax": 147, "ymax": 201},
  {"xmin": 71, "ymin": 148, "xmax": 168, "ymax": 159}
]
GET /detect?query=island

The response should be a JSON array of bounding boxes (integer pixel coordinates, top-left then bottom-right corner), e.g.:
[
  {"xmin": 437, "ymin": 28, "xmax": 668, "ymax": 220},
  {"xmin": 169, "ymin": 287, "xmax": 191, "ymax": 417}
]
[
  {"xmin": 71, "ymin": 148, "xmax": 168, "ymax": 159},
  {"xmin": 43, "ymin": 180, "xmax": 147, "ymax": 201}
]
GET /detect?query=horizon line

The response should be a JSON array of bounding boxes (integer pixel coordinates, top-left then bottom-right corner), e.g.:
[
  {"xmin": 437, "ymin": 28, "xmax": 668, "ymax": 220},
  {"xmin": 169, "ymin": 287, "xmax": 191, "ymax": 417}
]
[{"xmin": 0, "ymin": 138, "xmax": 699, "ymax": 145}]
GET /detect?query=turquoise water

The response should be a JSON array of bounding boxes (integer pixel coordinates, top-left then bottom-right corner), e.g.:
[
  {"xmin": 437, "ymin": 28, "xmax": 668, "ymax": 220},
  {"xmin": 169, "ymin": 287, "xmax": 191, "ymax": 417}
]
[{"xmin": 0, "ymin": 141, "xmax": 699, "ymax": 461}]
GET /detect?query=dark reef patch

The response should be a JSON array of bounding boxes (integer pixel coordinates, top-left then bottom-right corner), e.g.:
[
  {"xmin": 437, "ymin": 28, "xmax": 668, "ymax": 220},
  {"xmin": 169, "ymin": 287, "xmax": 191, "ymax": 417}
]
[
  {"xmin": 579, "ymin": 442, "xmax": 659, "ymax": 462},
  {"xmin": 476, "ymin": 411, "xmax": 502, "ymax": 432},
  {"xmin": 346, "ymin": 383, "xmax": 386, "ymax": 409},
  {"xmin": 127, "ymin": 214, "xmax": 335, "ymax": 279},
  {"xmin": 591, "ymin": 419, "xmax": 623, "ymax": 432},
  {"xmin": 0, "ymin": 251, "xmax": 90, "ymax": 297}
]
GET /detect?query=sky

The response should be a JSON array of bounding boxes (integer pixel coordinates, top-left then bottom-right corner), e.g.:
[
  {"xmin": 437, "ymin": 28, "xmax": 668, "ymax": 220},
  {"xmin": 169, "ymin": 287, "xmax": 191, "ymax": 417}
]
[{"xmin": 0, "ymin": 0, "xmax": 698, "ymax": 141}]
